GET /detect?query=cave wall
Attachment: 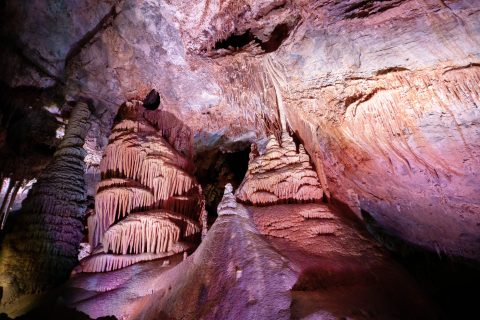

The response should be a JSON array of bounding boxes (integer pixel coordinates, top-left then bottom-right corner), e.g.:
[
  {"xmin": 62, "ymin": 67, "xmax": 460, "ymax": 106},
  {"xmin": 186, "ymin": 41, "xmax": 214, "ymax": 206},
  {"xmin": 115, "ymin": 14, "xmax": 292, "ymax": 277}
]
[
  {"xmin": 276, "ymin": 0, "xmax": 480, "ymax": 259},
  {"xmin": 0, "ymin": 0, "xmax": 479, "ymax": 262}
]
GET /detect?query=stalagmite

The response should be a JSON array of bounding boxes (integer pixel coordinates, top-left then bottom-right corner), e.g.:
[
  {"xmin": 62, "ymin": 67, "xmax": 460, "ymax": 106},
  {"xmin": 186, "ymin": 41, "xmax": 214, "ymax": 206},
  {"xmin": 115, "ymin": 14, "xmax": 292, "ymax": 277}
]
[
  {"xmin": 236, "ymin": 133, "xmax": 323, "ymax": 205},
  {"xmin": 0, "ymin": 102, "xmax": 92, "ymax": 312},
  {"xmin": 218, "ymin": 183, "xmax": 250, "ymax": 218},
  {"xmin": 81, "ymin": 100, "xmax": 202, "ymax": 273}
]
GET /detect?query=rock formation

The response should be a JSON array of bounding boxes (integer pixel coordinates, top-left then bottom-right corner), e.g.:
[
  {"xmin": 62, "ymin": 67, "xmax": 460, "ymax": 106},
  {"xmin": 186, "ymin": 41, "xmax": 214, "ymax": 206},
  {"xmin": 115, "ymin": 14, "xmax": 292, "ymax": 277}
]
[
  {"xmin": 76, "ymin": 100, "xmax": 201, "ymax": 273},
  {"xmin": 4, "ymin": 1, "xmax": 477, "ymax": 258},
  {"xmin": 0, "ymin": 102, "xmax": 91, "ymax": 316},
  {"xmin": 64, "ymin": 184, "xmax": 297, "ymax": 319},
  {"xmin": 63, "ymin": 183, "xmax": 438, "ymax": 319},
  {"xmin": 0, "ymin": 0, "xmax": 479, "ymax": 318},
  {"xmin": 236, "ymin": 132, "xmax": 323, "ymax": 205},
  {"xmin": 0, "ymin": 178, "xmax": 22, "ymax": 229}
]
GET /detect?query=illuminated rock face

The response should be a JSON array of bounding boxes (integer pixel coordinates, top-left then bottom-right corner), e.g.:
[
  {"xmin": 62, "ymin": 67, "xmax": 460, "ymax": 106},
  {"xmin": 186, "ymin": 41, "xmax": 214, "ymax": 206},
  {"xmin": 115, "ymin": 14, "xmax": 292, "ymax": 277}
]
[
  {"xmin": 48, "ymin": 0, "xmax": 477, "ymax": 259},
  {"xmin": 236, "ymin": 132, "xmax": 323, "ymax": 205},
  {"xmin": 64, "ymin": 185, "xmax": 438, "ymax": 319},
  {"xmin": 285, "ymin": 65, "xmax": 480, "ymax": 260},
  {"xmin": 64, "ymin": 185, "xmax": 297, "ymax": 320},
  {"xmin": 4, "ymin": 0, "xmax": 477, "ymax": 261},
  {"xmin": 77, "ymin": 100, "xmax": 201, "ymax": 273},
  {"xmin": 1, "ymin": 0, "xmax": 480, "ymax": 317}
]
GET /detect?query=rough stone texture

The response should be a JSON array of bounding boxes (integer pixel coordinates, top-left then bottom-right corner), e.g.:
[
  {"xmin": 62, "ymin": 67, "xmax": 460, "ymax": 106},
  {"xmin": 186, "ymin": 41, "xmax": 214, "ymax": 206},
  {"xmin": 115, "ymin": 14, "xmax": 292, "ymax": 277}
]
[
  {"xmin": 0, "ymin": 102, "xmax": 92, "ymax": 316},
  {"xmin": 27, "ymin": 0, "xmax": 476, "ymax": 260},
  {"xmin": 63, "ymin": 186, "xmax": 297, "ymax": 319},
  {"xmin": 63, "ymin": 186, "xmax": 437, "ymax": 319},
  {"xmin": 236, "ymin": 132, "xmax": 323, "ymax": 205},
  {"xmin": 250, "ymin": 203, "xmax": 438, "ymax": 319},
  {"xmin": 81, "ymin": 100, "xmax": 202, "ymax": 273},
  {"xmin": 0, "ymin": 0, "xmax": 117, "ymax": 87},
  {"xmin": 275, "ymin": 0, "xmax": 480, "ymax": 259},
  {"xmin": 0, "ymin": 0, "xmax": 479, "ymax": 316}
]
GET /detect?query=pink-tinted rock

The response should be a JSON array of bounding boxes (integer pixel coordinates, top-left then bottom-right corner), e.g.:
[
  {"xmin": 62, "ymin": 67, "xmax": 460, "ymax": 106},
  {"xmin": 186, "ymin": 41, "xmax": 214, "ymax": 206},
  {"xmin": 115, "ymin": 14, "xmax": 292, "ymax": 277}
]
[
  {"xmin": 63, "ymin": 186, "xmax": 297, "ymax": 319},
  {"xmin": 57, "ymin": 0, "xmax": 480, "ymax": 260},
  {"xmin": 64, "ymin": 186, "xmax": 438, "ymax": 319},
  {"xmin": 250, "ymin": 203, "xmax": 438, "ymax": 319},
  {"xmin": 82, "ymin": 100, "xmax": 202, "ymax": 273},
  {"xmin": 236, "ymin": 133, "xmax": 323, "ymax": 205},
  {"xmin": 1, "ymin": 0, "xmax": 480, "ymax": 317}
]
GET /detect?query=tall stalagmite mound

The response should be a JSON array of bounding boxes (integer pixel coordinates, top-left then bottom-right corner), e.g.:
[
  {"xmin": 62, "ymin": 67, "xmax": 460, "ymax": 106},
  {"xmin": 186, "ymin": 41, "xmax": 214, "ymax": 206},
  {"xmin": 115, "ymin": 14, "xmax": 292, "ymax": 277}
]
[
  {"xmin": 0, "ymin": 102, "xmax": 92, "ymax": 316},
  {"xmin": 76, "ymin": 100, "xmax": 202, "ymax": 273}
]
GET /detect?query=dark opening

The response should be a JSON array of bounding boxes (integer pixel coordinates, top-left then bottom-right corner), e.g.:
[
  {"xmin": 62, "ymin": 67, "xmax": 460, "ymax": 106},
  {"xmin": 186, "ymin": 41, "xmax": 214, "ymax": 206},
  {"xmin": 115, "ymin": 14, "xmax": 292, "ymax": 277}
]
[
  {"xmin": 259, "ymin": 23, "xmax": 291, "ymax": 53},
  {"xmin": 143, "ymin": 89, "xmax": 160, "ymax": 111},
  {"xmin": 214, "ymin": 30, "xmax": 257, "ymax": 50},
  {"xmin": 360, "ymin": 208, "xmax": 480, "ymax": 319},
  {"xmin": 289, "ymin": 130, "xmax": 302, "ymax": 153},
  {"xmin": 213, "ymin": 23, "xmax": 291, "ymax": 54},
  {"xmin": 193, "ymin": 146, "xmax": 250, "ymax": 224}
]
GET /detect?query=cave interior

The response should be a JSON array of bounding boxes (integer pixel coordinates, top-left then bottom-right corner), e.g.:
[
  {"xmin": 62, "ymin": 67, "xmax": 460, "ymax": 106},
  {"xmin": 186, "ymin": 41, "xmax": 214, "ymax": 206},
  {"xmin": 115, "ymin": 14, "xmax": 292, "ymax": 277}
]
[{"xmin": 0, "ymin": 0, "xmax": 480, "ymax": 319}]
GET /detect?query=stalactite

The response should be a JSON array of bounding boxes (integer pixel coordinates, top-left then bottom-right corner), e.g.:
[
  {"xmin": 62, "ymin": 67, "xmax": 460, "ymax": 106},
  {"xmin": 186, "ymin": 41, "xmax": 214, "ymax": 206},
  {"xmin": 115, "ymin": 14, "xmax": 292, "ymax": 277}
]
[
  {"xmin": 0, "ymin": 101, "xmax": 92, "ymax": 310},
  {"xmin": 1, "ymin": 180, "xmax": 21, "ymax": 229},
  {"xmin": 264, "ymin": 56, "xmax": 288, "ymax": 131},
  {"xmin": 102, "ymin": 210, "xmax": 199, "ymax": 255},
  {"xmin": 236, "ymin": 133, "xmax": 323, "ymax": 205},
  {"xmin": 73, "ymin": 247, "xmax": 187, "ymax": 273},
  {"xmin": 81, "ymin": 100, "xmax": 201, "ymax": 273},
  {"xmin": 93, "ymin": 187, "xmax": 155, "ymax": 246},
  {"xmin": 0, "ymin": 178, "xmax": 15, "ymax": 228}
]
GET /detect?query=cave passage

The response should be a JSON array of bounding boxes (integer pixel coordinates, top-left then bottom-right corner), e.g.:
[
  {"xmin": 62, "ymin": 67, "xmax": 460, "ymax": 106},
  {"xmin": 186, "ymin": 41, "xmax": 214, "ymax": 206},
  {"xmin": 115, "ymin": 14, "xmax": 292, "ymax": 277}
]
[
  {"xmin": 213, "ymin": 23, "xmax": 291, "ymax": 54},
  {"xmin": 193, "ymin": 146, "xmax": 250, "ymax": 222},
  {"xmin": 214, "ymin": 30, "xmax": 257, "ymax": 50}
]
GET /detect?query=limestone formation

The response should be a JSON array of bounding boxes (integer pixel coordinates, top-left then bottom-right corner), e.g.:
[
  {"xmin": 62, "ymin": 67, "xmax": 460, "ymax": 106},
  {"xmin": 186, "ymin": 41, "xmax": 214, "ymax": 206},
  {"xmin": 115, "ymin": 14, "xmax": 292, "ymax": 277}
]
[
  {"xmin": 64, "ymin": 181, "xmax": 298, "ymax": 320},
  {"xmin": 236, "ymin": 132, "xmax": 323, "ymax": 205},
  {"xmin": 218, "ymin": 183, "xmax": 250, "ymax": 218},
  {"xmin": 0, "ymin": 178, "xmax": 22, "ymax": 229},
  {"xmin": 80, "ymin": 100, "xmax": 201, "ymax": 273},
  {"xmin": 0, "ymin": 0, "xmax": 479, "ymax": 318},
  {"xmin": 0, "ymin": 102, "xmax": 91, "ymax": 315}
]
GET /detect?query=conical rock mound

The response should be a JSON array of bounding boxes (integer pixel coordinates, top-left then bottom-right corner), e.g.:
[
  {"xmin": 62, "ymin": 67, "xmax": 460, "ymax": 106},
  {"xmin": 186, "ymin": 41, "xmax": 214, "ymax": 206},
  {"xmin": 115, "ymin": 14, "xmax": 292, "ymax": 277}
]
[
  {"xmin": 81, "ymin": 100, "xmax": 201, "ymax": 273},
  {"xmin": 236, "ymin": 132, "xmax": 323, "ymax": 205}
]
